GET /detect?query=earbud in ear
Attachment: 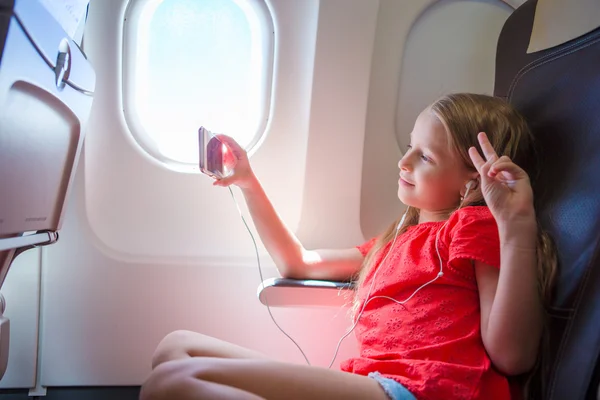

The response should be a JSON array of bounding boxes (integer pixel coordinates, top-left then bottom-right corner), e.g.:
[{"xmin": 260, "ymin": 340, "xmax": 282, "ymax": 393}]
[{"xmin": 461, "ymin": 180, "xmax": 478, "ymax": 203}]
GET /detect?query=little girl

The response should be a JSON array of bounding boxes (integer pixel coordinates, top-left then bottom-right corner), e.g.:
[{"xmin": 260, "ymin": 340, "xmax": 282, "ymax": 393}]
[{"xmin": 140, "ymin": 93, "xmax": 556, "ymax": 400}]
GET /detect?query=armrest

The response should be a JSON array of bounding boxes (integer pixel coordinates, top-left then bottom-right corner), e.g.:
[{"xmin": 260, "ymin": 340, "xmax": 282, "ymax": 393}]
[
  {"xmin": 0, "ymin": 231, "xmax": 58, "ymax": 252},
  {"xmin": 257, "ymin": 278, "xmax": 355, "ymax": 308}
]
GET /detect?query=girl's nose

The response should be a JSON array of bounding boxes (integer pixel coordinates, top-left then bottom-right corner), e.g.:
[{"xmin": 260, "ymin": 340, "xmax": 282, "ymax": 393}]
[{"xmin": 399, "ymin": 156, "xmax": 411, "ymax": 171}]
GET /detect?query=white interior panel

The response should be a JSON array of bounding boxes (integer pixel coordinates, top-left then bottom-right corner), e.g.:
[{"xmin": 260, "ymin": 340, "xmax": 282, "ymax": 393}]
[
  {"xmin": 295, "ymin": 0, "xmax": 380, "ymax": 250},
  {"xmin": 0, "ymin": 248, "xmax": 40, "ymax": 388},
  {"xmin": 361, "ymin": 0, "xmax": 513, "ymax": 239},
  {"xmin": 39, "ymin": 0, "xmax": 382, "ymax": 385},
  {"xmin": 82, "ymin": 0, "xmax": 315, "ymax": 266}
]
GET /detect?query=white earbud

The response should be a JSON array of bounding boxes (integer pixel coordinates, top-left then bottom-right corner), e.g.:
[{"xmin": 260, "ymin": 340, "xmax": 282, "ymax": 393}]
[{"xmin": 462, "ymin": 179, "xmax": 477, "ymax": 201}]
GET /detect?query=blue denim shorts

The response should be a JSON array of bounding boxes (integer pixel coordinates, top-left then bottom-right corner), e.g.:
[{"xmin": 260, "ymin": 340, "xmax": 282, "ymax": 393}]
[{"xmin": 368, "ymin": 372, "xmax": 416, "ymax": 400}]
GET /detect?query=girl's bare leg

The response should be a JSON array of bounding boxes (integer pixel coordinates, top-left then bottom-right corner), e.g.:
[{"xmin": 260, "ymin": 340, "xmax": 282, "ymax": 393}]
[
  {"xmin": 140, "ymin": 357, "xmax": 390, "ymax": 400},
  {"xmin": 140, "ymin": 369, "xmax": 266, "ymax": 400},
  {"xmin": 151, "ymin": 330, "xmax": 271, "ymax": 369},
  {"xmin": 144, "ymin": 330, "xmax": 391, "ymax": 400}
]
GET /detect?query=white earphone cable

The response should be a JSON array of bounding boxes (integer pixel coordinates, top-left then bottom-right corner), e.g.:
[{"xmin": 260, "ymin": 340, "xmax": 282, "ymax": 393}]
[{"xmin": 228, "ymin": 186, "xmax": 312, "ymax": 365}]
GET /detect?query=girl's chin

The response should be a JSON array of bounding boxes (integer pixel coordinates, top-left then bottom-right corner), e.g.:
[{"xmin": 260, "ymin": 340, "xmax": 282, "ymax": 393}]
[{"xmin": 397, "ymin": 191, "xmax": 418, "ymax": 208}]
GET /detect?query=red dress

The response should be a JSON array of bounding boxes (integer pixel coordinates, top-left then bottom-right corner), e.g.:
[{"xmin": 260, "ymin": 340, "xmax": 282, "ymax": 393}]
[{"xmin": 340, "ymin": 206, "xmax": 510, "ymax": 400}]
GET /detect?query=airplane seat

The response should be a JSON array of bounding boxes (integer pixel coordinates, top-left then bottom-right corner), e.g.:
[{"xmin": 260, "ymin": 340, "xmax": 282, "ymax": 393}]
[
  {"xmin": 0, "ymin": 0, "xmax": 95, "ymax": 382},
  {"xmin": 494, "ymin": 0, "xmax": 600, "ymax": 399}
]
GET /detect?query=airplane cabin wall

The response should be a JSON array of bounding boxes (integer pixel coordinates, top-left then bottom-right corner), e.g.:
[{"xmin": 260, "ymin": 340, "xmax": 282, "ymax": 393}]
[
  {"xmin": 0, "ymin": 0, "xmax": 519, "ymax": 389},
  {"xmin": 42, "ymin": 0, "xmax": 375, "ymax": 386}
]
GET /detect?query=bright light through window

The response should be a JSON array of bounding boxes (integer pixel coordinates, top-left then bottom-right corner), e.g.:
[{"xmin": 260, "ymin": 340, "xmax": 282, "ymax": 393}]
[{"xmin": 124, "ymin": 0, "xmax": 273, "ymax": 166}]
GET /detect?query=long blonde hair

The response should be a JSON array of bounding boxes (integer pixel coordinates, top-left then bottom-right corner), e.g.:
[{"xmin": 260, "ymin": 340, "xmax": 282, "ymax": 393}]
[{"xmin": 353, "ymin": 93, "xmax": 557, "ymax": 314}]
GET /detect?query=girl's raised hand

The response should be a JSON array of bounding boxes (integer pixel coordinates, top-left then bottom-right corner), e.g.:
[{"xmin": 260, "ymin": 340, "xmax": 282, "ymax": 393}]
[
  {"xmin": 468, "ymin": 132, "xmax": 535, "ymax": 224},
  {"xmin": 211, "ymin": 135, "xmax": 256, "ymax": 189}
]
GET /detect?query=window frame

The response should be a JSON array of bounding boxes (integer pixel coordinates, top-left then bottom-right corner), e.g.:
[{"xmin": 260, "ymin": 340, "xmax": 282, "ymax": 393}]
[{"xmin": 121, "ymin": 0, "xmax": 275, "ymax": 170}]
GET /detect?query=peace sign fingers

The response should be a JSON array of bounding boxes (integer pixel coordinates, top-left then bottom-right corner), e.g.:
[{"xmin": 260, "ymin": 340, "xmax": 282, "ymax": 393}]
[
  {"xmin": 477, "ymin": 132, "xmax": 499, "ymax": 163},
  {"xmin": 467, "ymin": 132, "xmax": 535, "ymax": 222},
  {"xmin": 468, "ymin": 132, "xmax": 498, "ymax": 180}
]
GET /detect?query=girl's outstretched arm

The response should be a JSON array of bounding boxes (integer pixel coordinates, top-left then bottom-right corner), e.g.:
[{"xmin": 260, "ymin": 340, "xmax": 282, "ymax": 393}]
[
  {"xmin": 469, "ymin": 133, "xmax": 543, "ymax": 376},
  {"xmin": 236, "ymin": 175, "xmax": 365, "ymax": 281},
  {"xmin": 213, "ymin": 136, "xmax": 365, "ymax": 282}
]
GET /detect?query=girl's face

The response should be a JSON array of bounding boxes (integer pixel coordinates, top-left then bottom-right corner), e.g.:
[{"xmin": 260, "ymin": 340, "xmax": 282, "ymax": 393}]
[{"xmin": 398, "ymin": 109, "xmax": 476, "ymax": 220}]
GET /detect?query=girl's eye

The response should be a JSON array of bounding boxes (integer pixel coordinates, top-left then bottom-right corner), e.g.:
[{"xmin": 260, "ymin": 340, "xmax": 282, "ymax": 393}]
[{"xmin": 407, "ymin": 145, "xmax": 431, "ymax": 163}]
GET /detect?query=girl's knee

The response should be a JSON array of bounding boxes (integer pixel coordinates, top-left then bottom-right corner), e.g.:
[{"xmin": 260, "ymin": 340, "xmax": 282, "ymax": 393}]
[
  {"xmin": 152, "ymin": 330, "xmax": 199, "ymax": 369},
  {"xmin": 152, "ymin": 330, "xmax": 269, "ymax": 367},
  {"xmin": 157, "ymin": 330, "xmax": 200, "ymax": 351}
]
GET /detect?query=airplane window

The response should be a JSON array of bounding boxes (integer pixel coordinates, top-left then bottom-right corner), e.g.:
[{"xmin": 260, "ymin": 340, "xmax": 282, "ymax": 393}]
[{"xmin": 123, "ymin": 0, "xmax": 274, "ymax": 167}]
